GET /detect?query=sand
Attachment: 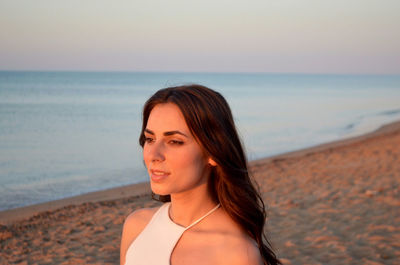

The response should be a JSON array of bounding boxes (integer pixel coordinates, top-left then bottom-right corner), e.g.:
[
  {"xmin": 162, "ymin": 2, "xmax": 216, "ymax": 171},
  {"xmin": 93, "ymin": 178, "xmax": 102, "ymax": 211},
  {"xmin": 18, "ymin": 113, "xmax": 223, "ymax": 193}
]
[{"xmin": 1, "ymin": 121, "xmax": 399, "ymax": 265}]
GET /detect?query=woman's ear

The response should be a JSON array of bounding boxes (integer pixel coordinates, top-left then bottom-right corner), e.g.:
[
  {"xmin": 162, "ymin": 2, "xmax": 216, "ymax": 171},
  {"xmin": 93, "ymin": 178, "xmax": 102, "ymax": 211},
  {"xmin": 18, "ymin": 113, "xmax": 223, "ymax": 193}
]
[{"xmin": 208, "ymin": 157, "xmax": 217, "ymax": 167}]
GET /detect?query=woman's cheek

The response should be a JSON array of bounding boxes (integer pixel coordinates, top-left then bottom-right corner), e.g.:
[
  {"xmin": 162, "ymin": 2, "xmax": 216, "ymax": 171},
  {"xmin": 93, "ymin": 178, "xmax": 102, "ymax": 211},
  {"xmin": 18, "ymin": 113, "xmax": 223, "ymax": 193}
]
[{"xmin": 142, "ymin": 146, "xmax": 151, "ymax": 166}]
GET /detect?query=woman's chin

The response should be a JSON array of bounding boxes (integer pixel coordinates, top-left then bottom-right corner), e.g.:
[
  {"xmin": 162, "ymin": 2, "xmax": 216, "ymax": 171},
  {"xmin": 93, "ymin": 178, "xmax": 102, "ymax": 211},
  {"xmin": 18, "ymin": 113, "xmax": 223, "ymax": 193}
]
[{"xmin": 150, "ymin": 183, "xmax": 170, "ymax": 196}]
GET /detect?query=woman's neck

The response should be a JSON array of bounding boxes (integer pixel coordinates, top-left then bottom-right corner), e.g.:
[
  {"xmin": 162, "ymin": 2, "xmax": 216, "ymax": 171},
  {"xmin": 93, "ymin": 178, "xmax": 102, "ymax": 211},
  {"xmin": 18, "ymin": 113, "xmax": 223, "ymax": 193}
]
[{"xmin": 168, "ymin": 183, "xmax": 218, "ymax": 227}]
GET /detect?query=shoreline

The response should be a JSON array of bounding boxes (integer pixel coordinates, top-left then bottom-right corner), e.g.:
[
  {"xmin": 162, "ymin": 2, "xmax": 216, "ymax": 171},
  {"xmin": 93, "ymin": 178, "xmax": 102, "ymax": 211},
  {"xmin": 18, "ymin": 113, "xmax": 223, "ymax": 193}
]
[
  {"xmin": 0, "ymin": 182, "xmax": 151, "ymax": 225},
  {"xmin": 1, "ymin": 120, "xmax": 400, "ymax": 225},
  {"xmin": 252, "ymin": 119, "xmax": 400, "ymax": 164}
]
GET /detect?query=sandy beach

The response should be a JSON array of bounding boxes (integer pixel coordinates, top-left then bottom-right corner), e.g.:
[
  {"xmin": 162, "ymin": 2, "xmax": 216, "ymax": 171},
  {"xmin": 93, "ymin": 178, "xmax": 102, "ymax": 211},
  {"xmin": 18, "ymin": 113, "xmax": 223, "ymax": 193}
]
[{"xmin": 1, "ymin": 121, "xmax": 400, "ymax": 265}]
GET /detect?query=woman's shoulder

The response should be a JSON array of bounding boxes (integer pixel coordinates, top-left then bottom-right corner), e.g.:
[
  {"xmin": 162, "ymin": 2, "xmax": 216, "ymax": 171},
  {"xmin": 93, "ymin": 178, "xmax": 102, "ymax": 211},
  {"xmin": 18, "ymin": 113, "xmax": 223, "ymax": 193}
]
[
  {"xmin": 217, "ymin": 234, "xmax": 263, "ymax": 265},
  {"xmin": 190, "ymin": 209, "xmax": 263, "ymax": 265},
  {"xmin": 124, "ymin": 206, "xmax": 160, "ymax": 227},
  {"xmin": 122, "ymin": 205, "xmax": 163, "ymax": 239},
  {"xmin": 208, "ymin": 227, "xmax": 263, "ymax": 265},
  {"xmin": 120, "ymin": 206, "xmax": 161, "ymax": 265}
]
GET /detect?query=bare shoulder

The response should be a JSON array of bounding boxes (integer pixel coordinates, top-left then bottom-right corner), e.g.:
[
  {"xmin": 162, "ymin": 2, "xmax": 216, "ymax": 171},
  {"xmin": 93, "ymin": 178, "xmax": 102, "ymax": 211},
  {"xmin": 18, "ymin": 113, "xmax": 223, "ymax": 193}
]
[
  {"xmin": 217, "ymin": 210, "xmax": 263, "ymax": 265},
  {"xmin": 192, "ymin": 209, "xmax": 264, "ymax": 265},
  {"xmin": 124, "ymin": 207, "xmax": 159, "ymax": 229},
  {"xmin": 122, "ymin": 206, "xmax": 159, "ymax": 242},
  {"xmin": 120, "ymin": 206, "xmax": 160, "ymax": 265},
  {"xmin": 216, "ymin": 234, "xmax": 263, "ymax": 265}
]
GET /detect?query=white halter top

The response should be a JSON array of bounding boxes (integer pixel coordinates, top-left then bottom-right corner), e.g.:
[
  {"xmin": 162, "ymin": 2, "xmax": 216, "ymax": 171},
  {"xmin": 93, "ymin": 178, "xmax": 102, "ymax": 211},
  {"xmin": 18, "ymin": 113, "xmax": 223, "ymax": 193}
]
[{"xmin": 124, "ymin": 202, "xmax": 220, "ymax": 265}]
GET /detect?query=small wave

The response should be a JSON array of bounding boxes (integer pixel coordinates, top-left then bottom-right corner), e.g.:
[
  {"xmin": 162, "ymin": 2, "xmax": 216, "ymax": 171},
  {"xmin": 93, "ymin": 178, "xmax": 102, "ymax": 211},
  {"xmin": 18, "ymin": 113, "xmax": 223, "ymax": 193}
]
[
  {"xmin": 342, "ymin": 109, "xmax": 400, "ymax": 138},
  {"xmin": 378, "ymin": 108, "xmax": 400, "ymax": 116},
  {"xmin": 344, "ymin": 108, "xmax": 400, "ymax": 132},
  {"xmin": 344, "ymin": 122, "xmax": 356, "ymax": 130}
]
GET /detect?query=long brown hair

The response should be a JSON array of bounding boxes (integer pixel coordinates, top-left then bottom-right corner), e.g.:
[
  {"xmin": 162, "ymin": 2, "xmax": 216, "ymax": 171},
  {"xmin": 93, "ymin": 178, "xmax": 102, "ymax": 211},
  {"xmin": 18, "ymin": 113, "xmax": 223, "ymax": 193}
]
[{"xmin": 139, "ymin": 84, "xmax": 280, "ymax": 265}]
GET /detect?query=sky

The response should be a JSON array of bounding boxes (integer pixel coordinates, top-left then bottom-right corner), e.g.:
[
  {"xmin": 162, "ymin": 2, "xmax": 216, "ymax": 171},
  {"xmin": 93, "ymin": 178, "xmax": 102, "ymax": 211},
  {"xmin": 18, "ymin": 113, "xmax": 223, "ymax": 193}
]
[{"xmin": 0, "ymin": 0, "xmax": 399, "ymax": 74}]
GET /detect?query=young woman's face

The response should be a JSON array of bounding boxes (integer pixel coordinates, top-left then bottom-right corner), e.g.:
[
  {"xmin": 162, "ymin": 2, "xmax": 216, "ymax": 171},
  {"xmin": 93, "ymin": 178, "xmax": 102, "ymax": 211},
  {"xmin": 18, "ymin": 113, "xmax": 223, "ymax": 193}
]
[{"xmin": 143, "ymin": 103, "xmax": 212, "ymax": 196}]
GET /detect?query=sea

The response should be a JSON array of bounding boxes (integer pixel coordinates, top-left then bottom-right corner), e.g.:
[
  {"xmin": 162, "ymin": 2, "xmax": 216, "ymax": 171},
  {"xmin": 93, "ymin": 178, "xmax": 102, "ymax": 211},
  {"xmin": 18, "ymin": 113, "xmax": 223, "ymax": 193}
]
[{"xmin": 1, "ymin": 71, "xmax": 400, "ymax": 211}]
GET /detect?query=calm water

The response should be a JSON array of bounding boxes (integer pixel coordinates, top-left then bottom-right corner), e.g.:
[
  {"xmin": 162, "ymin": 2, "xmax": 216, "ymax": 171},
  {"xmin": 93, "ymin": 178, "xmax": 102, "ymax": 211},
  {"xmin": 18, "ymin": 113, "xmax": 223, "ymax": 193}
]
[{"xmin": 1, "ymin": 71, "xmax": 400, "ymax": 210}]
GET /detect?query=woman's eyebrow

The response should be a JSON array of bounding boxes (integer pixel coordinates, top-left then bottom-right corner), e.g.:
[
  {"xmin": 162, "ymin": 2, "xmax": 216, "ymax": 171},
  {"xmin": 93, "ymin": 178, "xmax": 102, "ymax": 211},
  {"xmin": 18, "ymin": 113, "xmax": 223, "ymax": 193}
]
[
  {"xmin": 144, "ymin": 128, "xmax": 154, "ymax": 135},
  {"xmin": 144, "ymin": 128, "xmax": 188, "ymax": 138},
  {"xmin": 164, "ymin": 131, "xmax": 188, "ymax": 138}
]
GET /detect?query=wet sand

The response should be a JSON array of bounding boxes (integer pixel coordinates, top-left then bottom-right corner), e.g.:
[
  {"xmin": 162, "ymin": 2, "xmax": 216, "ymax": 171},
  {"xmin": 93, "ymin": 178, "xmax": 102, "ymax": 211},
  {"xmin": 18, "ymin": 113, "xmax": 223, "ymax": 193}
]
[{"xmin": 1, "ymin": 121, "xmax": 399, "ymax": 264}]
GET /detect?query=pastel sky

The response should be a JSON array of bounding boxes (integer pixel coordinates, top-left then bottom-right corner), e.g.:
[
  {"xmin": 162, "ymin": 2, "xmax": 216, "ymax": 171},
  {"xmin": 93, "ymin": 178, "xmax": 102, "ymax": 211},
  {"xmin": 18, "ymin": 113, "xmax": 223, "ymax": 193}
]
[{"xmin": 1, "ymin": 0, "xmax": 399, "ymax": 74}]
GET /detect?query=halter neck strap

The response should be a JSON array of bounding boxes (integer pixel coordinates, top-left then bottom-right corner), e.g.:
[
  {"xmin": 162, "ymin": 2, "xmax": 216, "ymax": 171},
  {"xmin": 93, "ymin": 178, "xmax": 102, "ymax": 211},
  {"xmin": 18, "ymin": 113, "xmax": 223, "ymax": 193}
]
[{"xmin": 184, "ymin": 203, "xmax": 221, "ymax": 230}]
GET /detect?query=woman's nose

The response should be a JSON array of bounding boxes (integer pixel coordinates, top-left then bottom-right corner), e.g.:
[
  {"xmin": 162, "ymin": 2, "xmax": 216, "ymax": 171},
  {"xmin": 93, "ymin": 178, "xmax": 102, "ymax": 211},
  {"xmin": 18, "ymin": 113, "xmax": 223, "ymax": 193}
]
[{"xmin": 146, "ymin": 141, "xmax": 165, "ymax": 163}]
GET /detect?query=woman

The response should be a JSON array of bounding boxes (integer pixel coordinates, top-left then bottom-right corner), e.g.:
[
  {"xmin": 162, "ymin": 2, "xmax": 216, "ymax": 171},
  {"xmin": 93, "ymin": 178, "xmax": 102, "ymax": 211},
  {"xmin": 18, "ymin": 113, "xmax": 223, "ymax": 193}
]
[{"xmin": 120, "ymin": 84, "xmax": 280, "ymax": 265}]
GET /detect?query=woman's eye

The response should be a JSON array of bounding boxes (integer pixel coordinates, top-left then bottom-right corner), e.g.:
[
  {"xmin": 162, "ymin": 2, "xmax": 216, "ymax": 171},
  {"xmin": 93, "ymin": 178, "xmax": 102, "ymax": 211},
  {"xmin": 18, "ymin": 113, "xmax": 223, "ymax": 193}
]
[
  {"xmin": 144, "ymin": 137, "xmax": 154, "ymax": 143},
  {"xmin": 169, "ymin": 140, "xmax": 184, "ymax": 145}
]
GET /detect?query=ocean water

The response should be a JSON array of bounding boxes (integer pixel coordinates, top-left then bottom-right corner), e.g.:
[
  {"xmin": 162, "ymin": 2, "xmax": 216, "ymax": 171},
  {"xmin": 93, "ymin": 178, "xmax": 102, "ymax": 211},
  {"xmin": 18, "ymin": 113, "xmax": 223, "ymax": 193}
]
[{"xmin": 1, "ymin": 71, "xmax": 400, "ymax": 210}]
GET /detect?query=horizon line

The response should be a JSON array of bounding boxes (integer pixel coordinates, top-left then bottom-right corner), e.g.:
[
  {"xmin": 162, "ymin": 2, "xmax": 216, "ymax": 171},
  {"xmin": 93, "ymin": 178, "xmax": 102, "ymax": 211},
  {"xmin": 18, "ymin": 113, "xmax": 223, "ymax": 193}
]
[{"xmin": 1, "ymin": 69, "xmax": 399, "ymax": 76}]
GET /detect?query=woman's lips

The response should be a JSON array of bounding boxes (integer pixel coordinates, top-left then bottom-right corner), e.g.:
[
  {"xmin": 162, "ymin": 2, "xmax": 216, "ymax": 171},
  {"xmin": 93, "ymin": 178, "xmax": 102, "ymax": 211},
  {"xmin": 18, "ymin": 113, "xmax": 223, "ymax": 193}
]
[{"xmin": 150, "ymin": 170, "xmax": 170, "ymax": 182}]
